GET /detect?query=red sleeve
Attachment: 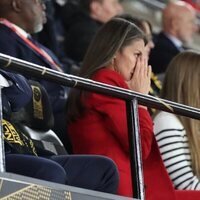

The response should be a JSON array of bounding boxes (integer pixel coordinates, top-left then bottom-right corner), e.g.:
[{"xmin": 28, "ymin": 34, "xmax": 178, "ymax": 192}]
[
  {"xmin": 89, "ymin": 91, "xmax": 129, "ymax": 153},
  {"xmin": 86, "ymin": 69, "xmax": 154, "ymax": 159},
  {"xmin": 138, "ymin": 108, "xmax": 153, "ymax": 160}
]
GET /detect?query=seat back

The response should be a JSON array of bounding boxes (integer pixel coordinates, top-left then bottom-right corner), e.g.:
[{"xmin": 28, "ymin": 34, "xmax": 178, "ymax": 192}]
[{"xmin": 11, "ymin": 80, "xmax": 67, "ymax": 155}]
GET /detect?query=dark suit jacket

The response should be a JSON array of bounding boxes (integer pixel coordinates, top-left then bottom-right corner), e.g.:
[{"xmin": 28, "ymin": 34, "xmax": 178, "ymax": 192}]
[
  {"xmin": 149, "ymin": 32, "xmax": 181, "ymax": 74},
  {"xmin": 61, "ymin": 3, "xmax": 102, "ymax": 62},
  {"xmin": 0, "ymin": 24, "xmax": 66, "ymax": 115}
]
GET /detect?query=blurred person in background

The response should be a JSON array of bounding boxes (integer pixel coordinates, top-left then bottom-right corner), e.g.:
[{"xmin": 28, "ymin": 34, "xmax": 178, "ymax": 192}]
[
  {"xmin": 149, "ymin": 0, "xmax": 197, "ymax": 81},
  {"xmin": 60, "ymin": 0, "xmax": 123, "ymax": 63},
  {"xmin": 33, "ymin": 0, "xmax": 78, "ymax": 74}
]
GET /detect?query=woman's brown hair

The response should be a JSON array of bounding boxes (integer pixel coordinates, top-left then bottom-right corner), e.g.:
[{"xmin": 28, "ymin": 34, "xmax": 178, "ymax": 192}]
[{"xmin": 66, "ymin": 17, "xmax": 147, "ymax": 122}]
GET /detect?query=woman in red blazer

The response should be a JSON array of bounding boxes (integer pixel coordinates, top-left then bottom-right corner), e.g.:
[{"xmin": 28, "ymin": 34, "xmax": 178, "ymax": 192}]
[{"xmin": 66, "ymin": 18, "xmax": 200, "ymax": 199}]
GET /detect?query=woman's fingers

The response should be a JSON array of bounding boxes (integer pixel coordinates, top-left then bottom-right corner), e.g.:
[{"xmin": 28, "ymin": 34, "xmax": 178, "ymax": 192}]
[
  {"xmin": 134, "ymin": 56, "xmax": 148, "ymax": 79},
  {"xmin": 133, "ymin": 56, "xmax": 141, "ymax": 77}
]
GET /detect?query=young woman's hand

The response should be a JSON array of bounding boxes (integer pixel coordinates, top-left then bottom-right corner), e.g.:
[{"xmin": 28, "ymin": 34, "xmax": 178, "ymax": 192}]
[{"xmin": 126, "ymin": 56, "xmax": 151, "ymax": 95}]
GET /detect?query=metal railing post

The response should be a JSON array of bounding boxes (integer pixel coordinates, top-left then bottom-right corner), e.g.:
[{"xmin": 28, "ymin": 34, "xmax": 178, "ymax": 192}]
[
  {"xmin": 0, "ymin": 75, "xmax": 10, "ymax": 172},
  {"xmin": 126, "ymin": 99, "xmax": 144, "ymax": 200}
]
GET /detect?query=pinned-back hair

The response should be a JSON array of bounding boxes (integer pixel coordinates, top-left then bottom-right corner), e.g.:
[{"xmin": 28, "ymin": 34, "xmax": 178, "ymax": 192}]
[
  {"xmin": 115, "ymin": 13, "xmax": 152, "ymax": 33},
  {"xmin": 79, "ymin": 17, "xmax": 147, "ymax": 78}
]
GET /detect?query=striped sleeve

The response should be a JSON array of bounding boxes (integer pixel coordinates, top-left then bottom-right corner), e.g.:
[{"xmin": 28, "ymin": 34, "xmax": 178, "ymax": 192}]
[{"xmin": 154, "ymin": 112, "xmax": 200, "ymax": 190}]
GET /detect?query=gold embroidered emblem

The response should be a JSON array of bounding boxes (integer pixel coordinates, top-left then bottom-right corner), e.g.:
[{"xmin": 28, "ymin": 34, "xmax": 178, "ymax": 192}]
[
  {"xmin": 2, "ymin": 119, "xmax": 24, "ymax": 146},
  {"xmin": 32, "ymin": 86, "xmax": 43, "ymax": 120}
]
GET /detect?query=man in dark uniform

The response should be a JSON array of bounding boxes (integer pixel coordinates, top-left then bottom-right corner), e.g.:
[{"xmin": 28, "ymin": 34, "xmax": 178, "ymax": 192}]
[{"xmin": 0, "ymin": 0, "xmax": 69, "ymax": 150}]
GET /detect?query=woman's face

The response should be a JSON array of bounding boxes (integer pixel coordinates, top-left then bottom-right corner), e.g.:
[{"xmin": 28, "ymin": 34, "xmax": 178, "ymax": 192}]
[{"xmin": 114, "ymin": 39, "xmax": 146, "ymax": 81}]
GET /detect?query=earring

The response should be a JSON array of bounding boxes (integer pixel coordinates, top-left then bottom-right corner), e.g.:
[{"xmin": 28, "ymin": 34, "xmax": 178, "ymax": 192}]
[{"xmin": 113, "ymin": 56, "xmax": 119, "ymax": 73}]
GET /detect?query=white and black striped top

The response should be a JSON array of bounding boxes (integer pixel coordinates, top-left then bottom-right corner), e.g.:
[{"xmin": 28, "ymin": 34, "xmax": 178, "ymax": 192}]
[{"xmin": 154, "ymin": 111, "xmax": 200, "ymax": 190}]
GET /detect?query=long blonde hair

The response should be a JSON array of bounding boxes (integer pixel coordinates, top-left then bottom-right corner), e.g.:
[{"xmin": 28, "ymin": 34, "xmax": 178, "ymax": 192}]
[{"xmin": 161, "ymin": 50, "xmax": 200, "ymax": 177}]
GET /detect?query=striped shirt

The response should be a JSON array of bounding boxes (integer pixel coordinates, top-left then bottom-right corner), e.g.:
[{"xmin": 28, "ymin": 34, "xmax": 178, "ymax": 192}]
[{"xmin": 154, "ymin": 111, "xmax": 200, "ymax": 190}]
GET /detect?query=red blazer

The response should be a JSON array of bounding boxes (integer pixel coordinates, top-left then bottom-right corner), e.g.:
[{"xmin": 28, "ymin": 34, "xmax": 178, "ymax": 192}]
[{"xmin": 68, "ymin": 68, "xmax": 200, "ymax": 199}]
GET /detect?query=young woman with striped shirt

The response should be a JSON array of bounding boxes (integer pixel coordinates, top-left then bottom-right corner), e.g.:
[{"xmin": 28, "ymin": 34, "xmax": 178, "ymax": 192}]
[{"xmin": 154, "ymin": 50, "xmax": 200, "ymax": 190}]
